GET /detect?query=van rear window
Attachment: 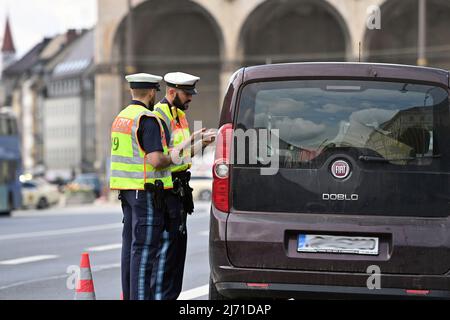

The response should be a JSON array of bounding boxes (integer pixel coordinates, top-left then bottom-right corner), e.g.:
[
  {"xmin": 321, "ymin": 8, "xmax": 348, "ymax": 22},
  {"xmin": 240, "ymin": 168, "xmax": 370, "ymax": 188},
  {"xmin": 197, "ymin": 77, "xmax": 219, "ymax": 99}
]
[{"xmin": 236, "ymin": 80, "xmax": 449, "ymax": 168}]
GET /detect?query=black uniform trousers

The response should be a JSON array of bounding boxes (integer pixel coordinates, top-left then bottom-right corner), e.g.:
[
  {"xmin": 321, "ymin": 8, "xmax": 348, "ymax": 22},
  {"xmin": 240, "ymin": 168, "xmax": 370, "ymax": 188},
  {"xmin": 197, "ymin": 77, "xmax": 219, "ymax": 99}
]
[
  {"xmin": 120, "ymin": 189, "xmax": 187, "ymax": 300},
  {"xmin": 120, "ymin": 189, "xmax": 163, "ymax": 300},
  {"xmin": 151, "ymin": 191, "xmax": 187, "ymax": 300}
]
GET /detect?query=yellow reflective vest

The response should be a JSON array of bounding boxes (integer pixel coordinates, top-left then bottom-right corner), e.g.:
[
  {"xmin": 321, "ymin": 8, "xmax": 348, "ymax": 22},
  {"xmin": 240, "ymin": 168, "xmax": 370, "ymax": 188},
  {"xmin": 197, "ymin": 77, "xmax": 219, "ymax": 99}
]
[
  {"xmin": 109, "ymin": 104, "xmax": 173, "ymax": 190},
  {"xmin": 153, "ymin": 102, "xmax": 191, "ymax": 172}
]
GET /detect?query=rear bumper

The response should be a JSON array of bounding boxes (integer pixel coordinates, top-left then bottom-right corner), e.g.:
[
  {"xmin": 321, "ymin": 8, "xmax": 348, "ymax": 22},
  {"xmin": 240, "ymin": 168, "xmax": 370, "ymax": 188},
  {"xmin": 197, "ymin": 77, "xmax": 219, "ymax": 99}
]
[
  {"xmin": 215, "ymin": 280, "xmax": 450, "ymax": 299},
  {"xmin": 209, "ymin": 207, "xmax": 450, "ymax": 299}
]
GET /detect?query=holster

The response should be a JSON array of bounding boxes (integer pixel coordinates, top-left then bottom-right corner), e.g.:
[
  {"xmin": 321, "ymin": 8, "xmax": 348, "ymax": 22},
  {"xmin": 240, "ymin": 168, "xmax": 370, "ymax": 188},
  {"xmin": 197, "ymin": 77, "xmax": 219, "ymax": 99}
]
[
  {"xmin": 144, "ymin": 180, "xmax": 165, "ymax": 211},
  {"xmin": 172, "ymin": 171, "xmax": 194, "ymax": 215},
  {"xmin": 173, "ymin": 172, "xmax": 194, "ymax": 236}
]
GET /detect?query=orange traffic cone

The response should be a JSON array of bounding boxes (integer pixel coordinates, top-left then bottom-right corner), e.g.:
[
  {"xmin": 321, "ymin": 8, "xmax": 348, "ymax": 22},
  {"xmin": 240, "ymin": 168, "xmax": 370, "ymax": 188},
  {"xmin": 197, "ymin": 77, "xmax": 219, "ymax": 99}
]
[{"xmin": 75, "ymin": 252, "xmax": 96, "ymax": 300}]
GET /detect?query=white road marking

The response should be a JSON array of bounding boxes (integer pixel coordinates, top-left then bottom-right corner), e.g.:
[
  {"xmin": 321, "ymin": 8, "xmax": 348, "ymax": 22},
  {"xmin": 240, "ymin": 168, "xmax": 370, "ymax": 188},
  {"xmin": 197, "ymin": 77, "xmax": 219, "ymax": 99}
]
[
  {"xmin": 0, "ymin": 255, "xmax": 59, "ymax": 265},
  {"xmin": 0, "ymin": 274, "xmax": 68, "ymax": 291},
  {"xmin": 0, "ymin": 223, "xmax": 122, "ymax": 241},
  {"xmin": 0, "ymin": 261, "xmax": 208, "ymax": 301},
  {"xmin": 13, "ymin": 205, "xmax": 122, "ymax": 217},
  {"xmin": 91, "ymin": 263, "xmax": 121, "ymax": 272},
  {"xmin": 86, "ymin": 244, "xmax": 122, "ymax": 252},
  {"xmin": 0, "ymin": 262, "xmax": 121, "ymax": 291},
  {"xmin": 178, "ymin": 285, "xmax": 209, "ymax": 300}
]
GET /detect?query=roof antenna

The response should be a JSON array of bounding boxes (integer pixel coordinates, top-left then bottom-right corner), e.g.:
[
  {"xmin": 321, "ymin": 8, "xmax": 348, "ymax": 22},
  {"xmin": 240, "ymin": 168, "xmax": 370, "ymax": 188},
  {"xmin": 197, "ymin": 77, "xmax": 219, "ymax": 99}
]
[{"xmin": 359, "ymin": 42, "xmax": 362, "ymax": 62}]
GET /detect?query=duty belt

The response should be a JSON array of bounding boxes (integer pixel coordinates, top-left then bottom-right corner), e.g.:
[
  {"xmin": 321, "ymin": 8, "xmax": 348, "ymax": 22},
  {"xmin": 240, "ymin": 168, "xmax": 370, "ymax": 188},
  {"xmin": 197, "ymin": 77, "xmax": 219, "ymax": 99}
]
[{"xmin": 172, "ymin": 171, "xmax": 190, "ymax": 181}]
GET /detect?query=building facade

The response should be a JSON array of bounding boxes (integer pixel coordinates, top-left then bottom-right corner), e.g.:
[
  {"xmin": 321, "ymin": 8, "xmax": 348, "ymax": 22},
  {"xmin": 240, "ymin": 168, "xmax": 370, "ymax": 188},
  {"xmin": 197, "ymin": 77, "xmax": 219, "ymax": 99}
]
[
  {"xmin": 1, "ymin": 38, "xmax": 50, "ymax": 174},
  {"xmin": 43, "ymin": 29, "xmax": 96, "ymax": 181},
  {"xmin": 95, "ymin": 0, "xmax": 450, "ymax": 177},
  {"xmin": 1, "ymin": 30, "xmax": 82, "ymax": 177},
  {"xmin": 0, "ymin": 16, "xmax": 16, "ymax": 81},
  {"xmin": 0, "ymin": 16, "xmax": 17, "ymax": 109},
  {"xmin": 1, "ymin": 27, "xmax": 96, "ymax": 180}
]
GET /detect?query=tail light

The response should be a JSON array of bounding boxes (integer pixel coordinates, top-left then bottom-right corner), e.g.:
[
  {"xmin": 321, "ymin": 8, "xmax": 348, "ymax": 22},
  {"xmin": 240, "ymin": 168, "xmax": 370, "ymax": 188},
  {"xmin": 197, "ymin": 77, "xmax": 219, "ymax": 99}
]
[
  {"xmin": 246, "ymin": 283, "xmax": 270, "ymax": 289},
  {"xmin": 406, "ymin": 289, "xmax": 430, "ymax": 296},
  {"xmin": 212, "ymin": 123, "xmax": 233, "ymax": 213}
]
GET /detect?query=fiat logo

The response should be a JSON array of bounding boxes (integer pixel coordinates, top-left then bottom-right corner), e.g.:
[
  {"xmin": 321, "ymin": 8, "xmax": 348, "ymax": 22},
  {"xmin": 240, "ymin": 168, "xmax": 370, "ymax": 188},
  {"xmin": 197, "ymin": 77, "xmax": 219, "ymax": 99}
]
[{"xmin": 331, "ymin": 160, "xmax": 351, "ymax": 179}]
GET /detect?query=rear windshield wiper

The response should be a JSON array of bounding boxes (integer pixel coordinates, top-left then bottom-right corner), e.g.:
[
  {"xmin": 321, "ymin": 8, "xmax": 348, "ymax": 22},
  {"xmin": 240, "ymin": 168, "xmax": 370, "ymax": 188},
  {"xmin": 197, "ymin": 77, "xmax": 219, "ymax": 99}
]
[{"xmin": 358, "ymin": 155, "xmax": 442, "ymax": 163}]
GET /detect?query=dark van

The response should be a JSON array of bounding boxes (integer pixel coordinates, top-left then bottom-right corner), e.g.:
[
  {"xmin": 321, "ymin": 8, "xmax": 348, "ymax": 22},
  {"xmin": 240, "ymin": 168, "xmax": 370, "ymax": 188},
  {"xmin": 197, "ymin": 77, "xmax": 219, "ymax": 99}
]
[{"xmin": 209, "ymin": 63, "xmax": 450, "ymax": 299}]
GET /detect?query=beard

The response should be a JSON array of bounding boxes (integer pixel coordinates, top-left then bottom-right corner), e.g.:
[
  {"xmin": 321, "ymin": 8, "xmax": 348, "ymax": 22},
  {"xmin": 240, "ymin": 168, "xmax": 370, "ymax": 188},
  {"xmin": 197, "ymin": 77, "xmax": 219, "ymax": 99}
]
[
  {"xmin": 149, "ymin": 95, "xmax": 156, "ymax": 107},
  {"xmin": 146, "ymin": 94, "xmax": 156, "ymax": 109},
  {"xmin": 173, "ymin": 93, "xmax": 191, "ymax": 111}
]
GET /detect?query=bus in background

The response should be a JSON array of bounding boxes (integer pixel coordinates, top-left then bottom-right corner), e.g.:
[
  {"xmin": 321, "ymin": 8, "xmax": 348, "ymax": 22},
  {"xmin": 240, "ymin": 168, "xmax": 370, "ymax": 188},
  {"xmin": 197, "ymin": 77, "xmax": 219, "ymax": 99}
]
[{"xmin": 0, "ymin": 109, "xmax": 22, "ymax": 216}]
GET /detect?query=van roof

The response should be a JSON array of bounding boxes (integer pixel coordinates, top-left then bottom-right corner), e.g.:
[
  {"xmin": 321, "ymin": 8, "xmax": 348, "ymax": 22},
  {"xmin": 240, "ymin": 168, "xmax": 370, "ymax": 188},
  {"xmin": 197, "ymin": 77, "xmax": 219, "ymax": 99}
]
[{"xmin": 243, "ymin": 62, "xmax": 449, "ymax": 88}]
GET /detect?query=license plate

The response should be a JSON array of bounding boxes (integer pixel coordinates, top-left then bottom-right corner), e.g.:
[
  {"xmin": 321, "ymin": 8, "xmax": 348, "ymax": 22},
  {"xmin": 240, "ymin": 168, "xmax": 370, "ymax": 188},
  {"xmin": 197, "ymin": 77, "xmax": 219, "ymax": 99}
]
[{"xmin": 297, "ymin": 234, "xmax": 379, "ymax": 255}]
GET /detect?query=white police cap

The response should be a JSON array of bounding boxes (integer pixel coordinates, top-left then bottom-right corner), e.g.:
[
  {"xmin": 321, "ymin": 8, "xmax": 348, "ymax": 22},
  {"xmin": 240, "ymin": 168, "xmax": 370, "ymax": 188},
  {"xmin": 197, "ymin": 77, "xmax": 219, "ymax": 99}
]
[
  {"xmin": 125, "ymin": 73, "xmax": 163, "ymax": 91},
  {"xmin": 164, "ymin": 72, "xmax": 200, "ymax": 95}
]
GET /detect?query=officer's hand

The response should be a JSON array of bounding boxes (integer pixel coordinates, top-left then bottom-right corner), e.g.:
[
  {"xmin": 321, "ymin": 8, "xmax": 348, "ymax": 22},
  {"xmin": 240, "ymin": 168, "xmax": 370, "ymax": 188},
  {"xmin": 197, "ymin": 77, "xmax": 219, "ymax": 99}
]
[
  {"xmin": 202, "ymin": 130, "xmax": 217, "ymax": 147},
  {"xmin": 205, "ymin": 128, "xmax": 218, "ymax": 135},
  {"xmin": 190, "ymin": 128, "xmax": 206, "ymax": 143}
]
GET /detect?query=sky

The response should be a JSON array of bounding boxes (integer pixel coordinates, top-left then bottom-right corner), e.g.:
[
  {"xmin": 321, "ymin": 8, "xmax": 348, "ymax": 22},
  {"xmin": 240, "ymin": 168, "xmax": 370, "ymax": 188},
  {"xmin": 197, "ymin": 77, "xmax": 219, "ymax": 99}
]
[{"xmin": 0, "ymin": 0, "xmax": 97, "ymax": 58}]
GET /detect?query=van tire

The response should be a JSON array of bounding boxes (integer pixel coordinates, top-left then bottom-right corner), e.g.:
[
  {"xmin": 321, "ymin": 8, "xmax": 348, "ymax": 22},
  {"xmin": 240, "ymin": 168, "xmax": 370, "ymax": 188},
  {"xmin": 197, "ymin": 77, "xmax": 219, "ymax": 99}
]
[{"xmin": 209, "ymin": 277, "xmax": 229, "ymax": 300}]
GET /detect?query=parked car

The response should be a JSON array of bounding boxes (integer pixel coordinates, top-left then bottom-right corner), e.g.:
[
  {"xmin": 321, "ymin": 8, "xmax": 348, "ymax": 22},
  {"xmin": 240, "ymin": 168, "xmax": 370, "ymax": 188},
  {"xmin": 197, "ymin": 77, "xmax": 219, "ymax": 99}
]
[
  {"xmin": 51, "ymin": 177, "xmax": 71, "ymax": 193},
  {"xmin": 21, "ymin": 179, "xmax": 60, "ymax": 209},
  {"xmin": 68, "ymin": 174, "xmax": 102, "ymax": 198},
  {"xmin": 209, "ymin": 62, "xmax": 450, "ymax": 300}
]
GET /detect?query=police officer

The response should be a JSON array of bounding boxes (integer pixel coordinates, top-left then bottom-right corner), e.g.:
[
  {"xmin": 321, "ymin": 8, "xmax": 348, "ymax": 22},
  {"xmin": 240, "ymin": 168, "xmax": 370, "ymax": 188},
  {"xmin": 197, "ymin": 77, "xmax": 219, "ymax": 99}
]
[
  {"xmin": 110, "ymin": 73, "xmax": 185, "ymax": 300},
  {"xmin": 152, "ymin": 72, "xmax": 216, "ymax": 300}
]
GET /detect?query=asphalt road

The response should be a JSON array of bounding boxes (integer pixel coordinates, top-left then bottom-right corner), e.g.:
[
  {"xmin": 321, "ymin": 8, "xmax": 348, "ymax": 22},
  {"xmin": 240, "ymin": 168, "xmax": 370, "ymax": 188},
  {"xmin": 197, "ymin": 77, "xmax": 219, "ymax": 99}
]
[{"xmin": 0, "ymin": 200, "xmax": 211, "ymax": 300}]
